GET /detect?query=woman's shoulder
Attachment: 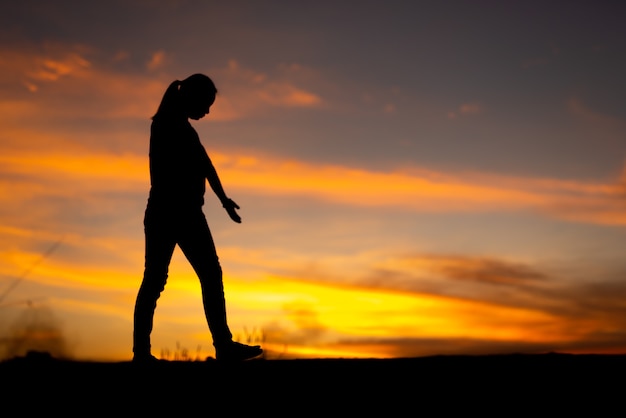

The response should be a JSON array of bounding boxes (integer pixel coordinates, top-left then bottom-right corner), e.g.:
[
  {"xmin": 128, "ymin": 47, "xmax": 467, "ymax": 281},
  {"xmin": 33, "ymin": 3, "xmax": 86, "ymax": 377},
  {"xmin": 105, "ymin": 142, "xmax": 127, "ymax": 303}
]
[{"xmin": 150, "ymin": 118, "xmax": 198, "ymax": 142}]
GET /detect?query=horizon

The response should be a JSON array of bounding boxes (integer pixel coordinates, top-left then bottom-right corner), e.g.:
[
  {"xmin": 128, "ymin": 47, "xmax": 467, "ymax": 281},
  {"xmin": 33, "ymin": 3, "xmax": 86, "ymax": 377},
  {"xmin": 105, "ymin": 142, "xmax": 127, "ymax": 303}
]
[{"xmin": 1, "ymin": 0, "xmax": 625, "ymax": 362}]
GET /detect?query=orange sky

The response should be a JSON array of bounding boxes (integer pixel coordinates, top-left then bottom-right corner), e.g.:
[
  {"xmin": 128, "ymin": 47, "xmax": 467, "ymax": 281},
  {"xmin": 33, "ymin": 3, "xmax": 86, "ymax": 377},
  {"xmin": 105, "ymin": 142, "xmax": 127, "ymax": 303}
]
[{"xmin": 1, "ymin": 1, "xmax": 625, "ymax": 361}]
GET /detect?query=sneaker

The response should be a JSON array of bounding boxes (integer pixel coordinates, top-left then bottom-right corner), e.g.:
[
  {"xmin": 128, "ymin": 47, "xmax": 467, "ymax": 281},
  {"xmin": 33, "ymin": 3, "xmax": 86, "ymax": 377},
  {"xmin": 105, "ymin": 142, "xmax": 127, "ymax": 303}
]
[
  {"xmin": 215, "ymin": 341, "xmax": 263, "ymax": 362},
  {"xmin": 132, "ymin": 353, "xmax": 162, "ymax": 364}
]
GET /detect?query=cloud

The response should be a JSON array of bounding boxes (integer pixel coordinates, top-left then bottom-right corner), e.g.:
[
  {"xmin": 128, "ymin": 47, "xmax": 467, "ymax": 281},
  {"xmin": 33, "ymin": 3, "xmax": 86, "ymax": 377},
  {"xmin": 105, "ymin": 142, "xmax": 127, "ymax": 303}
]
[
  {"xmin": 146, "ymin": 50, "xmax": 166, "ymax": 71},
  {"xmin": 9, "ymin": 45, "xmax": 622, "ymax": 233},
  {"xmin": 4, "ymin": 223, "xmax": 622, "ymax": 361},
  {"xmin": 0, "ymin": 45, "xmax": 326, "ymax": 125},
  {"xmin": 251, "ymin": 252, "xmax": 626, "ymax": 357},
  {"xmin": 383, "ymin": 103, "xmax": 396, "ymax": 114},
  {"xmin": 0, "ymin": 43, "xmax": 92, "ymax": 93},
  {"xmin": 275, "ymin": 251, "xmax": 555, "ymax": 308},
  {"xmin": 260, "ymin": 300, "xmax": 328, "ymax": 348},
  {"xmin": 207, "ymin": 59, "xmax": 324, "ymax": 120},
  {"xmin": 231, "ymin": 251, "xmax": 626, "ymax": 358},
  {"xmin": 448, "ymin": 102, "xmax": 483, "ymax": 119},
  {"xmin": 459, "ymin": 103, "xmax": 482, "ymax": 115},
  {"xmin": 27, "ymin": 51, "xmax": 91, "ymax": 83},
  {"xmin": 0, "ymin": 43, "xmax": 186, "ymax": 126},
  {"xmin": 567, "ymin": 97, "xmax": 624, "ymax": 127},
  {"xmin": 1, "ymin": 145, "xmax": 624, "ymax": 267},
  {"xmin": 326, "ymin": 336, "xmax": 560, "ymax": 358},
  {"xmin": 0, "ymin": 130, "xmax": 622, "ymax": 339},
  {"xmin": 399, "ymin": 254, "xmax": 547, "ymax": 285},
  {"xmin": 325, "ymin": 332, "xmax": 626, "ymax": 358},
  {"xmin": 351, "ymin": 253, "xmax": 615, "ymax": 310},
  {"xmin": 247, "ymin": 274, "xmax": 561, "ymax": 348},
  {"xmin": 257, "ymin": 83, "xmax": 321, "ymax": 107},
  {"xmin": 212, "ymin": 152, "xmax": 626, "ymax": 226},
  {"xmin": 566, "ymin": 97, "xmax": 626, "ymax": 149}
]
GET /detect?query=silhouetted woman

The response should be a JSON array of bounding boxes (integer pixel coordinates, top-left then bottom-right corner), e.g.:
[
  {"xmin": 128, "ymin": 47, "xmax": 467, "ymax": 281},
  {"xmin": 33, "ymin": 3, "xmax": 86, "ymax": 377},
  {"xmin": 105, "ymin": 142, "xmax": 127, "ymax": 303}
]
[{"xmin": 133, "ymin": 74, "xmax": 262, "ymax": 362}]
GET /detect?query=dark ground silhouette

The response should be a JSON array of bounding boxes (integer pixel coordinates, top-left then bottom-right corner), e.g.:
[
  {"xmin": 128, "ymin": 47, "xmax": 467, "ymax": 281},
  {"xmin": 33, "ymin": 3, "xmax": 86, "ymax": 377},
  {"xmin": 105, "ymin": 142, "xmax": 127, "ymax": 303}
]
[{"xmin": 1, "ymin": 352, "xmax": 624, "ymax": 414}]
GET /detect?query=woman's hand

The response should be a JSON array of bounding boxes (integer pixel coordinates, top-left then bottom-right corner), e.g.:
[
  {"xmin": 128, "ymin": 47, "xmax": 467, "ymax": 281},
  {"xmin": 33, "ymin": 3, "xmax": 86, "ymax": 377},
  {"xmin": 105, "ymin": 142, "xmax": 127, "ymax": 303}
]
[{"xmin": 222, "ymin": 198, "xmax": 241, "ymax": 223}]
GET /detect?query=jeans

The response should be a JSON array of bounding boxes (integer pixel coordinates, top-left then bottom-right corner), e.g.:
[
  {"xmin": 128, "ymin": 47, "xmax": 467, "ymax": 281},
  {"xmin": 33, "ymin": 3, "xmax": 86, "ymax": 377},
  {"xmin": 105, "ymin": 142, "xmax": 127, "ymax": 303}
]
[{"xmin": 133, "ymin": 205, "xmax": 232, "ymax": 355}]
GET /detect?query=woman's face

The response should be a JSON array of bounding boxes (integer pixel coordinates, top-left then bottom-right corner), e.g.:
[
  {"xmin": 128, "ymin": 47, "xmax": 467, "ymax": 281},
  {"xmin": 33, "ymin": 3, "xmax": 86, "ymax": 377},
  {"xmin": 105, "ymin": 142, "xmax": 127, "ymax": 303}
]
[{"xmin": 186, "ymin": 92, "xmax": 216, "ymax": 120}]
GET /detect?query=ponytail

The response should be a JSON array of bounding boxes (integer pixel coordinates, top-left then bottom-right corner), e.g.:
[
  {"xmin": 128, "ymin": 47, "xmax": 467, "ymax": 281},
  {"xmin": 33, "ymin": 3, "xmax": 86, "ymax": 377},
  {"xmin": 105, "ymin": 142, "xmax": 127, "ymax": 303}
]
[{"xmin": 151, "ymin": 80, "xmax": 182, "ymax": 120}]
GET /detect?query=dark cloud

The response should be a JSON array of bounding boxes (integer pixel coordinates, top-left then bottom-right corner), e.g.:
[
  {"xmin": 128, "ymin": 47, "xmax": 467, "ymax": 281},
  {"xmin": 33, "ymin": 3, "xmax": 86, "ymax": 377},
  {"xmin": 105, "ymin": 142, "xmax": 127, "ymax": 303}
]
[
  {"xmin": 331, "ymin": 333, "xmax": 626, "ymax": 358},
  {"xmin": 333, "ymin": 337, "xmax": 560, "ymax": 358},
  {"xmin": 293, "ymin": 253, "xmax": 552, "ymax": 302},
  {"xmin": 557, "ymin": 278, "xmax": 626, "ymax": 324},
  {"xmin": 419, "ymin": 254, "xmax": 548, "ymax": 285}
]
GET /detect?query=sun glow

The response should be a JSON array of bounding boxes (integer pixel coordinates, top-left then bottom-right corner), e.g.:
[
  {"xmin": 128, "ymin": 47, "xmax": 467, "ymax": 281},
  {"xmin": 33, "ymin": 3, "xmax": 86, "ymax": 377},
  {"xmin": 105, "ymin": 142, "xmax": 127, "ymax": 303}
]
[{"xmin": 222, "ymin": 275, "xmax": 564, "ymax": 345}]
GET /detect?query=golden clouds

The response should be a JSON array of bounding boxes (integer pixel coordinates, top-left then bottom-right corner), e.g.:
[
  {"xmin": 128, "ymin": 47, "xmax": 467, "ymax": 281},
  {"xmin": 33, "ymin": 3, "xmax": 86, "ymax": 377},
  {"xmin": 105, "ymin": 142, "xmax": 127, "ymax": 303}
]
[
  {"xmin": 1, "ymin": 145, "xmax": 623, "ymax": 232},
  {"xmin": 0, "ymin": 151, "xmax": 147, "ymax": 235},
  {"xmin": 0, "ymin": 241, "xmax": 139, "ymax": 292},
  {"xmin": 0, "ymin": 152, "xmax": 146, "ymax": 191},
  {"xmin": 213, "ymin": 252, "xmax": 626, "ymax": 358},
  {"xmin": 219, "ymin": 273, "xmax": 570, "ymax": 359},
  {"xmin": 211, "ymin": 152, "xmax": 626, "ymax": 226}
]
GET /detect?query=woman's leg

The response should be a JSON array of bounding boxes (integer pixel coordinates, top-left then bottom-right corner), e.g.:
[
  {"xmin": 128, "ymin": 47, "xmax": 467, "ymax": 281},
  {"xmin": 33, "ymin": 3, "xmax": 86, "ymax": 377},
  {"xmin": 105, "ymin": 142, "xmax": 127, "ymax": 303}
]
[
  {"xmin": 176, "ymin": 212, "xmax": 233, "ymax": 347},
  {"xmin": 133, "ymin": 212, "xmax": 176, "ymax": 358}
]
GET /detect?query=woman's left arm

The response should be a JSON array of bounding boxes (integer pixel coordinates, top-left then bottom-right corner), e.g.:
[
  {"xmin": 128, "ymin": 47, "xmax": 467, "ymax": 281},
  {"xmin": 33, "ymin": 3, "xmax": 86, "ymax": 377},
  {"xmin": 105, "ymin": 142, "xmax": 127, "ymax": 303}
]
[{"xmin": 201, "ymin": 145, "xmax": 241, "ymax": 223}]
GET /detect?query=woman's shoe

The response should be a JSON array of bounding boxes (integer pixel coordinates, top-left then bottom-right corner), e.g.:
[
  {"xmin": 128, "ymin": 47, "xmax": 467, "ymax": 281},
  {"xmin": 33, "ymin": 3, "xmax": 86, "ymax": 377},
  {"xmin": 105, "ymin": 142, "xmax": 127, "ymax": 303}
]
[{"xmin": 215, "ymin": 341, "xmax": 263, "ymax": 362}]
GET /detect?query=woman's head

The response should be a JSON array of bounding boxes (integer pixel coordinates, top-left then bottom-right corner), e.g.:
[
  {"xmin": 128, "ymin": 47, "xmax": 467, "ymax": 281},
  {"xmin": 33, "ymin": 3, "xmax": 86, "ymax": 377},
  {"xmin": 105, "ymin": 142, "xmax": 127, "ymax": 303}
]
[
  {"xmin": 152, "ymin": 73, "xmax": 218, "ymax": 120},
  {"xmin": 179, "ymin": 74, "xmax": 218, "ymax": 120}
]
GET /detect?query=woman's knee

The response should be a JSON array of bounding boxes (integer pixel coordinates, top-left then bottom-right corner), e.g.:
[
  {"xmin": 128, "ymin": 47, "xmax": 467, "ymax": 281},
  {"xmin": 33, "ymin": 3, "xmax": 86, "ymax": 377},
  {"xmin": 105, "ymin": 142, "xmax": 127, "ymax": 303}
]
[{"xmin": 140, "ymin": 268, "xmax": 169, "ymax": 294}]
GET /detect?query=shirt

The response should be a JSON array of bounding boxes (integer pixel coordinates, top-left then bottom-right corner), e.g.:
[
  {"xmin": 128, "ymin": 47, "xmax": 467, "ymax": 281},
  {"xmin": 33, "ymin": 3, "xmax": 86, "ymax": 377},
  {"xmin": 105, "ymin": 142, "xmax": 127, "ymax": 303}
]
[{"xmin": 147, "ymin": 117, "xmax": 212, "ymax": 211}]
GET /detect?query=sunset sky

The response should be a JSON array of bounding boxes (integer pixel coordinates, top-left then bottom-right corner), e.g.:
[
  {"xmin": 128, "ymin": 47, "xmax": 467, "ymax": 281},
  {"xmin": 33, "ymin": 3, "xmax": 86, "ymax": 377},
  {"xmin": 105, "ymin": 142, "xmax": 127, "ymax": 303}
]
[{"xmin": 1, "ymin": 0, "xmax": 625, "ymax": 361}]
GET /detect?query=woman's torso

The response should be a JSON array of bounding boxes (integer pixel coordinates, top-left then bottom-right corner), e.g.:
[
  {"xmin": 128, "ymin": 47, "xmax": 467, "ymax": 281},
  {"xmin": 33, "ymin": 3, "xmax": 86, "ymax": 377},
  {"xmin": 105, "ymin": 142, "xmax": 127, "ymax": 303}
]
[{"xmin": 146, "ymin": 118, "xmax": 207, "ymax": 211}]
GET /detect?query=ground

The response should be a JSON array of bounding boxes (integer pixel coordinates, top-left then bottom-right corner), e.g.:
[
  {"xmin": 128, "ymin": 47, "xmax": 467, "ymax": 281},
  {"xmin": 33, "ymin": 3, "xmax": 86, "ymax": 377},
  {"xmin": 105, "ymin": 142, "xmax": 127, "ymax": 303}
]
[{"xmin": 1, "ymin": 352, "xmax": 624, "ymax": 414}]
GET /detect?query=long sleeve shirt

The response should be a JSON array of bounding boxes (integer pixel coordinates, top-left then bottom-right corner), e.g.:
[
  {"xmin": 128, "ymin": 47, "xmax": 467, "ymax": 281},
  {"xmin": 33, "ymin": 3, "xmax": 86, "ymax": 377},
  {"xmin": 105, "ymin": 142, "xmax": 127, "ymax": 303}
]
[{"xmin": 147, "ymin": 117, "xmax": 223, "ymax": 211}]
